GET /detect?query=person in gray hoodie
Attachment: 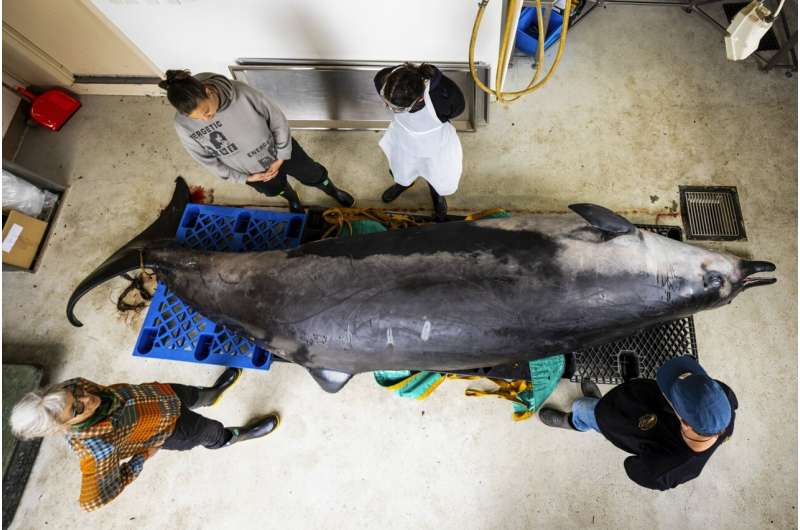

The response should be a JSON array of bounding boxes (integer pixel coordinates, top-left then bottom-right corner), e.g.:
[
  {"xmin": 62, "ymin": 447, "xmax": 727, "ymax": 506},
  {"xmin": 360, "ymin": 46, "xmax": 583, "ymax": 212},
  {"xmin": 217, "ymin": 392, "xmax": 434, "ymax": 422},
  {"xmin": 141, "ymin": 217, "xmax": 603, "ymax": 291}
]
[{"xmin": 159, "ymin": 70, "xmax": 354, "ymax": 211}]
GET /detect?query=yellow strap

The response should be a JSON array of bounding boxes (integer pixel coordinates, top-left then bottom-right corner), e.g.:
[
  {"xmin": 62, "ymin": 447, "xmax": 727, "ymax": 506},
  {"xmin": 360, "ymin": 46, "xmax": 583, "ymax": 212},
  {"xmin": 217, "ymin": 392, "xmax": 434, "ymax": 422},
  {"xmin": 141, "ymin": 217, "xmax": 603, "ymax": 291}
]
[
  {"xmin": 459, "ymin": 376, "xmax": 532, "ymax": 409},
  {"xmin": 381, "ymin": 372, "xmax": 423, "ymax": 392},
  {"xmin": 512, "ymin": 410, "xmax": 534, "ymax": 422},
  {"xmin": 463, "ymin": 208, "xmax": 508, "ymax": 221},
  {"xmin": 322, "ymin": 206, "xmax": 509, "ymax": 238},
  {"xmin": 322, "ymin": 207, "xmax": 428, "ymax": 239},
  {"xmin": 415, "ymin": 375, "xmax": 447, "ymax": 400},
  {"xmin": 378, "ymin": 372, "xmax": 536, "ymax": 418},
  {"xmin": 377, "ymin": 372, "xmax": 447, "ymax": 400}
]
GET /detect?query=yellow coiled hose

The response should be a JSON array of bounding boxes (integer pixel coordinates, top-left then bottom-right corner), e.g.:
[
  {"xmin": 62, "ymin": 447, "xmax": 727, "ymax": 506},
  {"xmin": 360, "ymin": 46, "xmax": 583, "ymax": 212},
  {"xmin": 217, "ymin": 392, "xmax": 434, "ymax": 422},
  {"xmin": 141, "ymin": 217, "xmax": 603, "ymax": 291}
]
[{"xmin": 469, "ymin": 0, "xmax": 572, "ymax": 102}]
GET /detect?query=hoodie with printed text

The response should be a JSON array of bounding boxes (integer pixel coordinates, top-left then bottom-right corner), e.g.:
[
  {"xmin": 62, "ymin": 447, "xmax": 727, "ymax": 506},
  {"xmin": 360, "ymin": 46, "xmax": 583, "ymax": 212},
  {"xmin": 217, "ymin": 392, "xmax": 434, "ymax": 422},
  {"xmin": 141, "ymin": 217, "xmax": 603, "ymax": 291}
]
[{"xmin": 173, "ymin": 73, "xmax": 292, "ymax": 184}]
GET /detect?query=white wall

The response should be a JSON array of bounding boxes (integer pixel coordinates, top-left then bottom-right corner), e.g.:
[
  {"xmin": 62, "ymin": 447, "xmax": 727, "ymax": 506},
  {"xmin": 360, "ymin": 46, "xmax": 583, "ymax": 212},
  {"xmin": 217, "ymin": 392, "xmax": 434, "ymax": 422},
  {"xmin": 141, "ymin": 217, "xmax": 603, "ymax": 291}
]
[
  {"xmin": 3, "ymin": 0, "xmax": 160, "ymax": 78},
  {"xmin": 2, "ymin": 73, "xmax": 23, "ymax": 137},
  {"xmin": 89, "ymin": 0, "xmax": 502, "ymax": 76}
]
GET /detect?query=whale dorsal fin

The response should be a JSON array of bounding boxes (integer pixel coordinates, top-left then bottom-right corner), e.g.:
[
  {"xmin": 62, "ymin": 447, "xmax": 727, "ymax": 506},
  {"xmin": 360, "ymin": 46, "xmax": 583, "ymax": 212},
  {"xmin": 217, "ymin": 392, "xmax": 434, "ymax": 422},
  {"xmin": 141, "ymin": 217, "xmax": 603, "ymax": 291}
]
[
  {"xmin": 307, "ymin": 367, "xmax": 353, "ymax": 393},
  {"xmin": 569, "ymin": 204, "xmax": 636, "ymax": 235}
]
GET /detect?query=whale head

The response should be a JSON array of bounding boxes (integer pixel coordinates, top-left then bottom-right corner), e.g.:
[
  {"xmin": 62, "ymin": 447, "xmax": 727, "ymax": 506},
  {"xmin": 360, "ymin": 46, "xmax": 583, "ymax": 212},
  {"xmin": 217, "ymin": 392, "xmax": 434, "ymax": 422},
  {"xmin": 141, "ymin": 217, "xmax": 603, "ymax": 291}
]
[{"xmin": 699, "ymin": 256, "xmax": 777, "ymax": 309}]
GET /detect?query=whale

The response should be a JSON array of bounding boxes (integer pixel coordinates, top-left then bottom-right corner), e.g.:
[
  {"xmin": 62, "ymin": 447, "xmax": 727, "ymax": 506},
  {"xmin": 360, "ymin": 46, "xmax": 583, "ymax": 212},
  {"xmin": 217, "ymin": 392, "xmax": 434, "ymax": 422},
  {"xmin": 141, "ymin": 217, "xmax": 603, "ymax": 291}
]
[{"xmin": 67, "ymin": 178, "xmax": 776, "ymax": 392}]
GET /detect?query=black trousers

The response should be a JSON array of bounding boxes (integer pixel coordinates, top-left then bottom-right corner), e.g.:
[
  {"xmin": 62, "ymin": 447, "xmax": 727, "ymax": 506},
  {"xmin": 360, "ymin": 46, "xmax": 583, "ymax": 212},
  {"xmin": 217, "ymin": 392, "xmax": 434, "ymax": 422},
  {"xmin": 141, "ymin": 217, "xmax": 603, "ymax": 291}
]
[
  {"xmin": 389, "ymin": 172, "xmax": 444, "ymax": 204},
  {"xmin": 246, "ymin": 137, "xmax": 327, "ymax": 197},
  {"xmin": 162, "ymin": 384, "xmax": 229, "ymax": 451}
]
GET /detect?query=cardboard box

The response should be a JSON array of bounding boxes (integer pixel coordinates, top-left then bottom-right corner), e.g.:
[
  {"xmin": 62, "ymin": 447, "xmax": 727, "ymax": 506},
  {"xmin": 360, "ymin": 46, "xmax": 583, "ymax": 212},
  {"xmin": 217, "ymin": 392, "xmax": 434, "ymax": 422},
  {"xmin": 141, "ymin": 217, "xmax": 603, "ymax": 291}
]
[{"xmin": 2, "ymin": 210, "xmax": 48, "ymax": 270}]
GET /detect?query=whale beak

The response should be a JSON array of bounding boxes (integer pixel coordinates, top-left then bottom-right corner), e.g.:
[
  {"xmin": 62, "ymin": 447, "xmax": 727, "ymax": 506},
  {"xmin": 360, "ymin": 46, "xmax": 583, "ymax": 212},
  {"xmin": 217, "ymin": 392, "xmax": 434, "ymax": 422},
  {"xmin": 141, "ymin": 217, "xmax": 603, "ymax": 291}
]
[{"xmin": 741, "ymin": 260, "xmax": 777, "ymax": 290}]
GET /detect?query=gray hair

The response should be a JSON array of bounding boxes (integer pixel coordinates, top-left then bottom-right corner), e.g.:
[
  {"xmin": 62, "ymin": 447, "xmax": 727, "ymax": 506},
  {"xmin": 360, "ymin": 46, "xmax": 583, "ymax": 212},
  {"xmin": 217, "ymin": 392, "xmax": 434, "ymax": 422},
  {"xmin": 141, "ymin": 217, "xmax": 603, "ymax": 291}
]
[{"xmin": 10, "ymin": 386, "xmax": 70, "ymax": 440}]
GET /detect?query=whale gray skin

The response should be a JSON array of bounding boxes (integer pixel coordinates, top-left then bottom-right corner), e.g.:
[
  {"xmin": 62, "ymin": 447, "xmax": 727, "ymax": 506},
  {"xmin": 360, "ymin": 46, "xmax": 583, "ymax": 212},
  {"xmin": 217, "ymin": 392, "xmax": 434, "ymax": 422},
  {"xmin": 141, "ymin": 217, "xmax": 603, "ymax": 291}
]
[{"xmin": 66, "ymin": 178, "xmax": 776, "ymax": 393}]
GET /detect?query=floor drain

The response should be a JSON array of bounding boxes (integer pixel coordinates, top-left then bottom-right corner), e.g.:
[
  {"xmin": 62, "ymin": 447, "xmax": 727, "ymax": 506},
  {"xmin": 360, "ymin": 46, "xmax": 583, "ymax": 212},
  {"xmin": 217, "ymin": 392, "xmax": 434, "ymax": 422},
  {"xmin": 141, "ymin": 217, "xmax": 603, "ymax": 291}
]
[{"xmin": 679, "ymin": 186, "xmax": 747, "ymax": 241}]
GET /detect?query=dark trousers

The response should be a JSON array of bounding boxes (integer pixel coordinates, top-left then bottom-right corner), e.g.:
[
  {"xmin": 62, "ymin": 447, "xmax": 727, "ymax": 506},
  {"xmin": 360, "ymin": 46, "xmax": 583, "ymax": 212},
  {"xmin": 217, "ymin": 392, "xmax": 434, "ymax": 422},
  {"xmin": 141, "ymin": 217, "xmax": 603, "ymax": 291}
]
[
  {"xmin": 427, "ymin": 183, "xmax": 443, "ymax": 202},
  {"xmin": 394, "ymin": 180, "xmax": 445, "ymax": 212},
  {"xmin": 389, "ymin": 172, "xmax": 444, "ymax": 205},
  {"xmin": 162, "ymin": 384, "xmax": 229, "ymax": 451},
  {"xmin": 247, "ymin": 137, "xmax": 327, "ymax": 197}
]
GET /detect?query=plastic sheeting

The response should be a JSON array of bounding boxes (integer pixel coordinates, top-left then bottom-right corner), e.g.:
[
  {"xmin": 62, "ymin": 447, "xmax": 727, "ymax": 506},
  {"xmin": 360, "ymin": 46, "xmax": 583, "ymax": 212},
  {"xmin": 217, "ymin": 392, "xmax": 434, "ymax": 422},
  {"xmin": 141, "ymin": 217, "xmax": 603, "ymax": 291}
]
[{"xmin": 2, "ymin": 171, "xmax": 57, "ymax": 219}]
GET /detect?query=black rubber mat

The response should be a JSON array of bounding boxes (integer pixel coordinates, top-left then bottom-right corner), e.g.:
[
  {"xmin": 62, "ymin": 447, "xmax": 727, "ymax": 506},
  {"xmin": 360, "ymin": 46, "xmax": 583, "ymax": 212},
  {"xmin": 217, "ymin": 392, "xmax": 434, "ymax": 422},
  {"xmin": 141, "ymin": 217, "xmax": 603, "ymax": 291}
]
[
  {"xmin": 3, "ymin": 439, "xmax": 42, "ymax": 530},
  {"xmin": 569, "ymin": 317, "xmax": 698, "ymax": 384},
  {"xmin": 2, "ymin": 364, "xmax": 43, "ymax": 529}
]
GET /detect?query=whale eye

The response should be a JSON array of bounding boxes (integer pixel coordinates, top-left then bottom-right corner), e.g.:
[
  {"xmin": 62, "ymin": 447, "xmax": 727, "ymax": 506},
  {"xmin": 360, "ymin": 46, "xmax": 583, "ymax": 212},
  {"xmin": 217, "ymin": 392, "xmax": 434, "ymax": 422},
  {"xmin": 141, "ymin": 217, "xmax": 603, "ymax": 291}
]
[{"xmin": 705, "ymin": 272, "xmax": 723, "ymax": 289}]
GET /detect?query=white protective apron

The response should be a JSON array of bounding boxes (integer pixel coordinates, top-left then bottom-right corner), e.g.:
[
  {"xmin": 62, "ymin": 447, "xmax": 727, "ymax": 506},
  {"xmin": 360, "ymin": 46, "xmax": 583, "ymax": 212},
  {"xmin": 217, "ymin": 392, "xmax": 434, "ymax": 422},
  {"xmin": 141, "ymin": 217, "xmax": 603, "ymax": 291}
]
[{"xmin": 379, "ymin": 81, "xmax": 463, "ymax": 196}]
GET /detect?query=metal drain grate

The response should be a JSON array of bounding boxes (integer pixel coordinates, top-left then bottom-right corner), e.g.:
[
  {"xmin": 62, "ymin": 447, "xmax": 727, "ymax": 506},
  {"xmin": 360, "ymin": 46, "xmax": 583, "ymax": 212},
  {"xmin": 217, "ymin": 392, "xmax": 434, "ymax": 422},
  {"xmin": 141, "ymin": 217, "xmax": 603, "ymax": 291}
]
[{"xmin": 679, "ymin": 186, "xmax": 747, "ymax": 240}]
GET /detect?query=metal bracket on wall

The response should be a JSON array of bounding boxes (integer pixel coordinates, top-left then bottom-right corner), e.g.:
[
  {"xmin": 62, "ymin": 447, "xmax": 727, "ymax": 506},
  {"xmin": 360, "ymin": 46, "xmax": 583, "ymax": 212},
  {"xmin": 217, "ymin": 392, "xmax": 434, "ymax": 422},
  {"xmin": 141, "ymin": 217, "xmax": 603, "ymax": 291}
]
[{"xmin": 230, "ymin": 59, "xmax": 491, "ymax": 131}]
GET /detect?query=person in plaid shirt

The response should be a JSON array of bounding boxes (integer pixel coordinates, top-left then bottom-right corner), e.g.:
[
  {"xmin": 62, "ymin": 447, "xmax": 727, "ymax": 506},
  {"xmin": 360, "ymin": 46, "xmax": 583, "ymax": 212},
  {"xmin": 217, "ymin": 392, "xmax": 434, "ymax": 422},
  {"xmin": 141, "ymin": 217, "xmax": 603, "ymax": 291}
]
[{"xmin": 10, "ymin": 368, "xmax": 278, "ymax": 511}]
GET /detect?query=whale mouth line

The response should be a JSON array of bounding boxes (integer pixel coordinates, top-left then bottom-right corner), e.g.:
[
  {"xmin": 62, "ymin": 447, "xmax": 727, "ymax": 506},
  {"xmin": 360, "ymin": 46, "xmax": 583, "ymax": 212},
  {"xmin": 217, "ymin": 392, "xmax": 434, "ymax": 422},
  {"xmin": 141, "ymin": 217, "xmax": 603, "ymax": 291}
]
[
  {"xmin": 742, "ymin": 276, "xmax": 777, "ymax": 289},
  {"xmin": 739, "ymin": 260, "xmax": 777, "ymax": 290}
]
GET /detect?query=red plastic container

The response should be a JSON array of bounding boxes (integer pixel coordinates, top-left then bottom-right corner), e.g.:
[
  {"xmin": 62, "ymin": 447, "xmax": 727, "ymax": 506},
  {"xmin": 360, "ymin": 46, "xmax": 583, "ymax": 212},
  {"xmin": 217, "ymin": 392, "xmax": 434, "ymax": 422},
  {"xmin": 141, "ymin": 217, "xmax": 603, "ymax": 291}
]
[{"xmin": 14, "ymin": 86, "xmax": 81, "ymax": 131}]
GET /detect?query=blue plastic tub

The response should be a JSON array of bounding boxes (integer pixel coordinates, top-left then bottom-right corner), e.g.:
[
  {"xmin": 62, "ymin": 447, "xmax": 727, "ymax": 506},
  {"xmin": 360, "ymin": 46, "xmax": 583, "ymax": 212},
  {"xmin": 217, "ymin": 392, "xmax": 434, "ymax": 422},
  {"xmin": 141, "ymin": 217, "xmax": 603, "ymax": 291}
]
[
  {"xmin": 133, "ymin": 204, "xmax": 307, "ymax": 370},
  {"xmin": 515, "ymin": 6, "xmax": 564, "ymax": 56}
]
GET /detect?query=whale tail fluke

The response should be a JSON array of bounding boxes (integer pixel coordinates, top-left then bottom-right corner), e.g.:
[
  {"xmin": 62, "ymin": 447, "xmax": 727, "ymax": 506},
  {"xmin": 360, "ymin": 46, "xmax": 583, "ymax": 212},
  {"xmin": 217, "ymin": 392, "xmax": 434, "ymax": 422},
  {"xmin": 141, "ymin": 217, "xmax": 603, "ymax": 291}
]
[{"xmin": 66, "ymin": 177, "xmax": 190, "ymax": 327}]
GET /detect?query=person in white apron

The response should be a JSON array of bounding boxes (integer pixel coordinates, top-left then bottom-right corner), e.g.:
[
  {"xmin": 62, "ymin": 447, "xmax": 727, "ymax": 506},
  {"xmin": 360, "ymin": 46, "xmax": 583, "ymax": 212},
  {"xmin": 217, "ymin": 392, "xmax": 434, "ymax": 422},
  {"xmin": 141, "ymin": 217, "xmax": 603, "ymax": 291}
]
[{"xmin": 374, "ymin": 63, "xmax": 465, "ymax": 222}]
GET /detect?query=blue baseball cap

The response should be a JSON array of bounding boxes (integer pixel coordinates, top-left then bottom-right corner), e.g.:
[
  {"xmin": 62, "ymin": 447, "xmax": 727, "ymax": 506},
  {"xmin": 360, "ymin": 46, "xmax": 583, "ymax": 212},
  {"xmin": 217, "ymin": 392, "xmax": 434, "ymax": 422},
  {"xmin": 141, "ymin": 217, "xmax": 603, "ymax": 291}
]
[{"xmin": 656, "ymin": 356, "xmax": 731, "ymax": 435}]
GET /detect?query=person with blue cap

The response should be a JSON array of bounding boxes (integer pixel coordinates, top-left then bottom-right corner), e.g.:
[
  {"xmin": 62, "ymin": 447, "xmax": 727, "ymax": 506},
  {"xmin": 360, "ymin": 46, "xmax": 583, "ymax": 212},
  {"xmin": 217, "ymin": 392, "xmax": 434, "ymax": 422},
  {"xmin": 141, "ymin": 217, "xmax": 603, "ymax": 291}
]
[{"xmin": 538, "ymin": 354, "xmax": 737, "ymax": 490}]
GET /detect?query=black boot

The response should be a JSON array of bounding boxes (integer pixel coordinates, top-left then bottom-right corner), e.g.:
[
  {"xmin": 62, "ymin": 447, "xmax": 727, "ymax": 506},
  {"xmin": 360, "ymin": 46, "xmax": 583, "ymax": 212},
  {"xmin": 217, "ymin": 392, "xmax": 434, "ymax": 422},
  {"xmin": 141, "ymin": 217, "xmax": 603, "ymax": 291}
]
[
  {"xmin": 192, "ymin": 368, "xmax": 242, "ymax": 409},
  {"xmin": 315, "ymin": 175, "xmax": 354, "ymax": 207},
  {"xmin": 222, "ymin": 414, "xmax": 280, "ymax": 447},
  {"xmin": 280, "ymin": 182, "xmax": 304, "ymax": 213},
  {"xmin": 429, "ymin": 185, "xmax": 448, "ymax": 222},
  {"xmin": 581, "ymin": 381, "xmax": 602, "ymax": 400},
  {"xmin": 381, "ymin": 183, "xmax": 411, "ymax": 203},
  {"xmin": 539, "ymin": 408, "xmax": 577, "ymax": 430}
]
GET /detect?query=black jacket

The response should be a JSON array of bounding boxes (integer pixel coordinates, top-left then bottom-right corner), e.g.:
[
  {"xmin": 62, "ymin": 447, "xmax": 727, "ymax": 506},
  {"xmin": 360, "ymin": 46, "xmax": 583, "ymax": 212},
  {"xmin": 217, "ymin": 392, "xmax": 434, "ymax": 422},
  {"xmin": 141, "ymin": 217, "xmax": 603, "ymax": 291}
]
[
  {"xmin": 373, "ymin": 65, "xmax": 466, "ymax": 123},
  {"xmin": 595, "ymin": 379, "xmax": 738, "ymax": 491}
]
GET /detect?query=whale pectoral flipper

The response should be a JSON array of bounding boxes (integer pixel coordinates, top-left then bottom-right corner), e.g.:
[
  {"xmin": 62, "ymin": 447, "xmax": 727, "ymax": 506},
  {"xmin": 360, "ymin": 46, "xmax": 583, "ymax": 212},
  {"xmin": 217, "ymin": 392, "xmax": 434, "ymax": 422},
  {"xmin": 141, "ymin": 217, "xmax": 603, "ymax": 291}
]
[
  {"xmin": 307, "ymin": 367, "xmax": 353, "ymax": 393},
  {"xmin": 569, "ymin": 203, "xmax": 636, "ymax": 235}
]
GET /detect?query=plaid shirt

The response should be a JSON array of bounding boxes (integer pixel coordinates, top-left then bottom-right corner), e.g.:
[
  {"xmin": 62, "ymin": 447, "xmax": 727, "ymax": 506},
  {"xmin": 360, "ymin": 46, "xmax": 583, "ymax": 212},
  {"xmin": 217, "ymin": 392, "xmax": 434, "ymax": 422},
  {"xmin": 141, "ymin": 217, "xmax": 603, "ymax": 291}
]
[{"xmin": 64, "ymin": 378, "xmax": 181, "ymax": 511}]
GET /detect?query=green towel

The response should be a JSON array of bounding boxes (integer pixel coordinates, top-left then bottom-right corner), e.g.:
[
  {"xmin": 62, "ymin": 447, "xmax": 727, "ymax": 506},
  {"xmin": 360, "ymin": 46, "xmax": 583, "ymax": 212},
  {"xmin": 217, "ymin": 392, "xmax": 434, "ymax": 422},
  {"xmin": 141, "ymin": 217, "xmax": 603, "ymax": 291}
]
[
  {"xmin": 338, "ymin": 219, "xmax": 387, "ymax": 238},
  {"xmin": 373, "ymin": 370, "xmax": 445, "ymax": 399},
  {"xmin": 512, "ymin": 354, "xmax": 566, "ymax": 415}
]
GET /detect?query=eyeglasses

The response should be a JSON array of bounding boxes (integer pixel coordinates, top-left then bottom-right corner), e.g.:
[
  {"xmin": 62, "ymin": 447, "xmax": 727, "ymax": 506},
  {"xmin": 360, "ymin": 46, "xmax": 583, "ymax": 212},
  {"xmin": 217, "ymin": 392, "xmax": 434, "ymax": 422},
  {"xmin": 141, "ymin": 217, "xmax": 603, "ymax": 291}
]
[
  {"xmin": 65, "ymin": 384, "xmax": 86, "ymax": 418},
  {"xmin": 382, "ymin": 96, "xmax": 423, "ymax": 114},
  {"xmin": 380, "ymin": 65, "xmax": 423, "ymax": 113}
]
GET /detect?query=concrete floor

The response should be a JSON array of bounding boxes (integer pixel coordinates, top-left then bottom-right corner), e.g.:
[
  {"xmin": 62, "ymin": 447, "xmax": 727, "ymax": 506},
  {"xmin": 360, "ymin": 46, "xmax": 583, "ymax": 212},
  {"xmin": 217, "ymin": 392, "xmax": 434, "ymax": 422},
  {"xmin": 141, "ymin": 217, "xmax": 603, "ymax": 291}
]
[{"xmin": 3, "ymin": 6, "xmax": 797, "ymax": 530}]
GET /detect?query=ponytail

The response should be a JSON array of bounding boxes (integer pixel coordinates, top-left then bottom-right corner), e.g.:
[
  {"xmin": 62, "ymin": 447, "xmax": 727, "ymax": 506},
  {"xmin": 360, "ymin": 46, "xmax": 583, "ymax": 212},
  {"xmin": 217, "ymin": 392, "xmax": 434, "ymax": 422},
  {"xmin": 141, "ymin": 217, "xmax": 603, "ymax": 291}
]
[
  {"xmin": 381, "ymin": 62, "xmax": 436, "ymax": 108},
  {"xmin": 159, "ymin": 69, "xmax": 208, "ymax": 115},
  {"xmin": 10, "ymin": 387, "xmax": 70, "ymax": 440}
]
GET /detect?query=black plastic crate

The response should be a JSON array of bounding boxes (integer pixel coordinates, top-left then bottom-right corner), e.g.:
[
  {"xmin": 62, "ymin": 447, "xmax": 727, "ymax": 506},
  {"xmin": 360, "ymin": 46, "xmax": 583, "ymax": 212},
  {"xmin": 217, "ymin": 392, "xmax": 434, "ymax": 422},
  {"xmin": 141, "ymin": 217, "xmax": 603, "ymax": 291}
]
[{"xmin": 569, "ymin": 318, "xmax": 698, "ymax": 384}]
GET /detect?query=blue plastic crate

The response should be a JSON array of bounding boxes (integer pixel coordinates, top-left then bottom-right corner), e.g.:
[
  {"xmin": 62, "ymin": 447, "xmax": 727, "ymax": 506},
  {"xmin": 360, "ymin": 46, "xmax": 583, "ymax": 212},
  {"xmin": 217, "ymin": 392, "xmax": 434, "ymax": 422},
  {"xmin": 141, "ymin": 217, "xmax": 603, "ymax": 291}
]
[
  {"xmin": 133, "ymin": 204, "xmax": 307, "ymax": 370},
  {"xmin": 515, "ymin": 6, "xmax": 564, "ymax": 56}
]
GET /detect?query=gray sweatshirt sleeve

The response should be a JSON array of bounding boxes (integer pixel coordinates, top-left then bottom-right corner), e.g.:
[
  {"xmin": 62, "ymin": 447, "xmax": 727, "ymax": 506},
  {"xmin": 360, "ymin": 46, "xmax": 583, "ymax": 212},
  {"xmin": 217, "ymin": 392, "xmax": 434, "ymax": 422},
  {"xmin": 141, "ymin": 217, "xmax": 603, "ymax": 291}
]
[
  {"xmin": 244, "ymin": 87, "xmax": 292, "ymax": 160},
  {"xmin": 174, "ymin": 123, "xmax": 249, "ymax": 184}
]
